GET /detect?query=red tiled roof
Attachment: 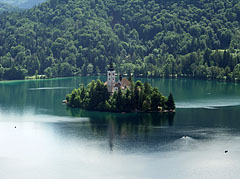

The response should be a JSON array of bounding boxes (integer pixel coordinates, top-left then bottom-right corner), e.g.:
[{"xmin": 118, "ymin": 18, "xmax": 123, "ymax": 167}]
[{"xmin": 121, "ymin": 78, "xmax": 131, "ymax": 87}]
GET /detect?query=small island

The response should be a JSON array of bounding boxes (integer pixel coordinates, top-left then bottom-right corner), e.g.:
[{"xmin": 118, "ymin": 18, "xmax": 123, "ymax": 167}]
[{"xmin": 65, "ymin": 62, "xmax": 175, "ymax": 113}]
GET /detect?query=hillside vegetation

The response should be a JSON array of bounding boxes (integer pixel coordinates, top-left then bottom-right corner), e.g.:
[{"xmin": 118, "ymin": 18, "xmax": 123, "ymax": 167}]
[
  {"xmin": 0, "ymin": 2, "xmax": 20, "ymax": 13},
  {"xmin": 0, "ymin": 0, "xmax": 240, "ymax": 80}
]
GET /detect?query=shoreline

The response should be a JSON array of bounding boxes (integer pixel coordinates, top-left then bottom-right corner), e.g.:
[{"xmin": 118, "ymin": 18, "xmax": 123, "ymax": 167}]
[
  {"xmin": 0, "ymin": 76, "xmax": 75, "ymax": 83},
  {"xmin": 63, "ymin": 101, "xmax": 176, "ymax": 114},
  {"xmin": 1, "ymin": 74, "xmax": 239, "ymax": 84},
  {"xmin": 65, "ymin": 105, "xmax": 176, "ymax": 114}
]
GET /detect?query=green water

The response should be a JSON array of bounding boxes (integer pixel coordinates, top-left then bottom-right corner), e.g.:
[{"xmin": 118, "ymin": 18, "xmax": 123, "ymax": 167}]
[{"xmin": 0, "ymin": 77, "xmax": 240, "ymax": 179}]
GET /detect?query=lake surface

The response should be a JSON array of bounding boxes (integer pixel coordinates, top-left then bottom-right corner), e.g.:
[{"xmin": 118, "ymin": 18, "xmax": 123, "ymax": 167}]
[{"xmin": 0, "ymin": 77, "xmax": 240, "ymax": 179}]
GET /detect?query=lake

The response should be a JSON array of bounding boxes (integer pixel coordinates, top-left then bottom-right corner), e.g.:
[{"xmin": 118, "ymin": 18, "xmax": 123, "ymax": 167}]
[{"xmin": 0, "ymin": 77, "xmax": 240, "ymax": 179}]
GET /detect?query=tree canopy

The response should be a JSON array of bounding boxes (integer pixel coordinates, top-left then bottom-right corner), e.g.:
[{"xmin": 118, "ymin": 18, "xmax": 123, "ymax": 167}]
[
  {"xmin": 66, "ymin": 79, "xmax": 175, "ymax": 112},
  {"xmin": 0, "ymin": 0, "xmax": 240, "ymax": 81}
]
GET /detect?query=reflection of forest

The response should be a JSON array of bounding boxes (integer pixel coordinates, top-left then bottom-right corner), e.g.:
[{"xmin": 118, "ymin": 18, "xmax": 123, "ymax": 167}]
[
  {"xmin": 67, "ymin": 107, "xmax": 175, "ymax": 135},
  {"xmin": 67, "ymin": 107, "xmax": 175, "ymax": 151}
]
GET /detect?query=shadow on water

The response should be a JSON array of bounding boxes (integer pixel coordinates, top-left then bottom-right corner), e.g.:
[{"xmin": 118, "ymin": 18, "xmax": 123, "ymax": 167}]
[
  {"xmin": 67, "ymin": 107, "xmax": 175, "ymax": 130},
  {"xmin": 66, "ymin": 107, "xmax": 175, "ymax": 152}
]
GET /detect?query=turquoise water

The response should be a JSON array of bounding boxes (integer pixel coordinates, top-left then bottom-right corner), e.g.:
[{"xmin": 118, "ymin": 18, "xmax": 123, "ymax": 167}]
[{"xmin": 0, "ymin": 77, "xmax": 240, "ymax": 179}]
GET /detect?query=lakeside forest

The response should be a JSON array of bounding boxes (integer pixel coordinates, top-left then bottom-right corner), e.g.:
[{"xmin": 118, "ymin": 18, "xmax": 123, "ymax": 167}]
[{"xmin": 0, "ymin": 0, "xmax": 240, "ymax": 81}]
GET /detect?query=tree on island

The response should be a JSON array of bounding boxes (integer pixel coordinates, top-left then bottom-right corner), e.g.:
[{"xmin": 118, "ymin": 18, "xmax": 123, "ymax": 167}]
[
  {"xmin": 66, "ymin": 79, "xmax": 175, "ymax": 113},
  {"xmin": 166, "ymin": 93, "xmax": 176, "ymax": 111}
]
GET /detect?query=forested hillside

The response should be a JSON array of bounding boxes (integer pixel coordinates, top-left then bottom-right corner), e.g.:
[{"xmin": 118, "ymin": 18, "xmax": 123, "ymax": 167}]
[
  {"xmin": 0, "ymin": 0, "xmax": 240, "ymax": 80},
  {"xmin": 0, "ymin": 2, "xmax": 20, "ymax": 13}
]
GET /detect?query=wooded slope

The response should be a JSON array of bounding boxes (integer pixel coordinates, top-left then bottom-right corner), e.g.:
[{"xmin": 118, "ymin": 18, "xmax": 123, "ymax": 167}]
[{"xmin": 0, "ymin": 0, "xmax": 240, "ymax": 80}]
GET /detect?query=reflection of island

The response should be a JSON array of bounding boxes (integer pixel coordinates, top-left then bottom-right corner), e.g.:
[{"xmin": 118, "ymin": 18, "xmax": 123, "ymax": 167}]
[
  {"xmin": 108, "ymin": 120, "xmax": 114, "ymax": 152},
  {"xmin": 67, "ymin": 107, "xmax": 175, "ymax": 151},
  {"xmin": 66, "ymin": 62, "xmax": 175, "ymax": 113}
]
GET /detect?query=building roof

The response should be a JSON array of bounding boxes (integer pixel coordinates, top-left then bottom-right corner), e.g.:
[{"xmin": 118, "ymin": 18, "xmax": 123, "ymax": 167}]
[
  {"xmin": 108, "ymin": 61, "xmax": 114, "ymax": 71},
  {"xmin": 105, "ymin": 77, "xmax": 131, "ymax": 93},
  {"xmin": 121, "ymin": 78, "xmax": 131, "ymax": 87}
]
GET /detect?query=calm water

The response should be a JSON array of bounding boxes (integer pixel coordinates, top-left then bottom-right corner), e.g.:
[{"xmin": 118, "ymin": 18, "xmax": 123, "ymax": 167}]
[{"xmin": 0, "ymin": 77, "xmax": 240, "ymax": 179}]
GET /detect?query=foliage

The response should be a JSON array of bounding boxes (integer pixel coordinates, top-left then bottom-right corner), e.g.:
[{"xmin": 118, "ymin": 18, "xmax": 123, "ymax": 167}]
[
  {"xmin": 0, "ymin": 0, "xmax": 240, "ymax": 81},
  {"xmin": 166, "ymin": 93, "xmax": 175, "ymax": 110},
  {"xmin": 66, "ymin": 79, "xmax": 175, "ymax": 112}
]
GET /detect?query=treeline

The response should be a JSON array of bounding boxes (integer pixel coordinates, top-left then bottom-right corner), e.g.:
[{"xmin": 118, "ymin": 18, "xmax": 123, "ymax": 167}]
[
  {"xmin": 0, "ymin": 0, "xmax": 240, "ymax": 80},
  {"xmin": 0, "ymin": 3, "xmax": 20, "ymax": 14},
  {"xmin": 66, "ymin": 79, "xmax": 175, "ymax": 112}
]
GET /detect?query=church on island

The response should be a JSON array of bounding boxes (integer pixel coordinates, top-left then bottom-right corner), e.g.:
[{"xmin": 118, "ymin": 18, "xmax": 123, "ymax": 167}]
[
  {"xmin": 66, "ymin": 61, "xmax": 175, "ymax": 112},
  {"xmin": 104, "ymin": 62, "xmax": 131, "ymax": 93}
]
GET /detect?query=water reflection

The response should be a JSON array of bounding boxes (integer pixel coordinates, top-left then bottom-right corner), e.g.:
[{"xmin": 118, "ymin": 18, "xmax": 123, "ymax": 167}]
[
  {"xmin": 1, "ymin": 77, "xmax": 240, "ymax": 178},
  {"xmin": 67, "ymin": 107, "xmax": 175, "ymax": 151},
  {"xmin": 67, "ymin": 107, "xmax": 175, "ymax": 132},
  {"xmin": 1, "ymin": 77, "xmax": 240, "ymax": 115}
]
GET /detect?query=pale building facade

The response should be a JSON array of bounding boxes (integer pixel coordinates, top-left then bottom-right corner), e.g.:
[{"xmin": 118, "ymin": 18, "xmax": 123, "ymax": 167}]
[
  {"xmin": 106, "ymin": 62, "xmax": 130, "ymax": 93},
  {"xmin": 107, "ymin": 62, "xmax": 115, "ymax": 93}
]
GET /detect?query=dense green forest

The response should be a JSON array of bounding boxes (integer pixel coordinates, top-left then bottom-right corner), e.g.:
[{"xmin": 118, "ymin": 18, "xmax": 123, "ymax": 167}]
[
  {"xmin": 0, "ymin": 2, "xmax": 20, "ymax": 13},
  {"xmin": 1, "ymin": 0, "xmax": 240, "ymax": 81},
  {"xmin": 66, "ymin": 79, "xmax": 175, "ymax": 112}
]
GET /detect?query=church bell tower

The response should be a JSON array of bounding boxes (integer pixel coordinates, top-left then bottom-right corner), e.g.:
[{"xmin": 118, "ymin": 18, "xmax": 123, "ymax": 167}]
[{"xmin": 107, "ymin": 60, "xmax": 115, "ymax": 93}]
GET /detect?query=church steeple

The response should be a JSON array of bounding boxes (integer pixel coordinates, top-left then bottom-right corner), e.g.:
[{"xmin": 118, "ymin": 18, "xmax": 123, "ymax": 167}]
[
  {"xmin": 107, "ymin": 60, "xmax": 115, "ymax": 93},
  {"xmin": 108, "ymin": 59, "xmax": 114, "ymax": 71}
]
